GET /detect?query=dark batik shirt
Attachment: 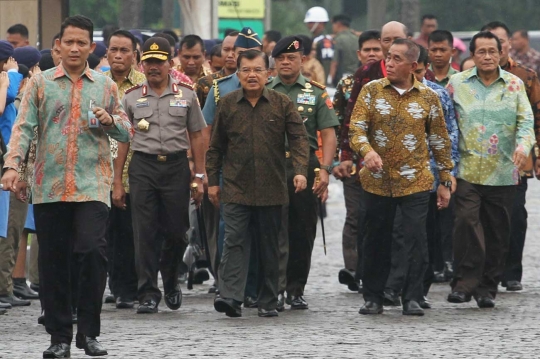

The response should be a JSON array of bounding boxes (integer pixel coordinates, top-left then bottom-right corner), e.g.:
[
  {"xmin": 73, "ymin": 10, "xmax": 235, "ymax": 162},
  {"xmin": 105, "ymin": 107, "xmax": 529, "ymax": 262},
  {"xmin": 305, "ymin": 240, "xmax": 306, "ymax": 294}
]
[
  {"xmin": 206, "ymin": 87, "xmax": 309, "ymax": 206},
  {"xmin": 195, "ymin": 68, "xmax": 227, "ymax": 109}
]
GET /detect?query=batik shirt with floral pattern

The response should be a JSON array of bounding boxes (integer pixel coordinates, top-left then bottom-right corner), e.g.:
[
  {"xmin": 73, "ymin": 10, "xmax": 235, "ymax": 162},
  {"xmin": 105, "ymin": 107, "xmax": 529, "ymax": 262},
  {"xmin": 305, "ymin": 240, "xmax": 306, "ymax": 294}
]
[
  {"xmin": 350, "ymin": 77, "xmax": 453, "ymax": 197},
  {"xmin": 447, "ymin": 67, "xmax": 535, "ymax": 186},
  {"xmin": 423, "ymin": 78, "xmax": 460, "ymax": 190},
  {"xmin": 4, "ymin": 64, "xmax": 133, "ymax": 206}
]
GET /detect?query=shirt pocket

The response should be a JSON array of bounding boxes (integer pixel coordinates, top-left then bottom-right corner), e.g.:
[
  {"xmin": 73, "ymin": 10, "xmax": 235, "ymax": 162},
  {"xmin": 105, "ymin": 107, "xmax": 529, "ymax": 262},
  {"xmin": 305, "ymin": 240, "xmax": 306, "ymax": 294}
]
[
  {"xmin": 169, "ymin": 107, "xmax": 188, "ymax": 118},
  {"xmin": 133, "ymin": 107, "xmax": 154, "ymax": 129}
]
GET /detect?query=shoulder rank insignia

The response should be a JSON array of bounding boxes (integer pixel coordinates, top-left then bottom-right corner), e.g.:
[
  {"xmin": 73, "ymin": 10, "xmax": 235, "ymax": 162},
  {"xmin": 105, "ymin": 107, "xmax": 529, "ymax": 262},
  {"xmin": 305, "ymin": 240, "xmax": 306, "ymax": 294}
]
[
  {"xmin": 178, "ymin": 81, "xmax": 195, "ymax": 90},
  {"xmin": 125, "ymin": 84, "xmax": 142, "ymax": 95},
  {"xmin": 309, "ymin": 80, "xmax": 326, "ymax": 90}
]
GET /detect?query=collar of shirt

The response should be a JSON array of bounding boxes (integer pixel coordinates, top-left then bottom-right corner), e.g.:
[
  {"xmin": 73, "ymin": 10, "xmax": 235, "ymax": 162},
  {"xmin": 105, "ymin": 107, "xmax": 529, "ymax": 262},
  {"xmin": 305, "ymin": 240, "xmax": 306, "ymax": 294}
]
[
  {"xmin": 53, "ymin": 63, "xmax": 95, "ymax": 82},
  {"xmin": 465, "ymin": 66, "xmax": 509, "ymax": 85},
  {"xmin": 429, "ymin": 64, "xmax": 458, "ymax": 81},
  {"xmin": 103, "ymin": 68, "xmax": 137, "ymax": 85},
  {"xmin": 142, "ymin": 75, "xmax": 179, "ymax": 97},
  {"xmin": 268, "ymin": 74, "xmax": 308, "ymax": 89},
  {"xmin": 502, "ymin": 57, "xmax": 517, "ymax": 71},
  {"xmin": 380, "ymin": 75, "xmax": 423, "ymax": 93},
  {"xmin": 235, "ymin": 87, "xmax": 271, "ymax": 103}
]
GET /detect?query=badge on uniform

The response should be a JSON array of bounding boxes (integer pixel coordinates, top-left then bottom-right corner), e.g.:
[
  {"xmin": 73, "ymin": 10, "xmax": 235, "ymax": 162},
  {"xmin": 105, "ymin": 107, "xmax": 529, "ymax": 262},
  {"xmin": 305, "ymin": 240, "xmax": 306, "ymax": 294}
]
[
  {"xmin": 138, "ymin": 118, "xmax": 150, "ymax": 132},
  {"xmin": 136, "ymin": 98, "xmax": 149, "ymax": 108},
  {"xmin": 88, "ymin": 100, "xmax": 99, "ymax": 128},
  {"xmin": 297, "ymin": 93, "xmax": 316, "ymax": 106},
  {"xmin": 170, "ymin": 99, "xmax": 188, "ymax": 107}
]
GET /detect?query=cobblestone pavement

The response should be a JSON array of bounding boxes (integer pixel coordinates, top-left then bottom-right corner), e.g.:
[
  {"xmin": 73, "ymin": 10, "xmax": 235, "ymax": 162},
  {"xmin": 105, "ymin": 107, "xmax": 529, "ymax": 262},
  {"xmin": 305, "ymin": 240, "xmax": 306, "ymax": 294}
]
[{"xmin": 2, "ymin": 178, "xmax": 540, "ymax": 358}]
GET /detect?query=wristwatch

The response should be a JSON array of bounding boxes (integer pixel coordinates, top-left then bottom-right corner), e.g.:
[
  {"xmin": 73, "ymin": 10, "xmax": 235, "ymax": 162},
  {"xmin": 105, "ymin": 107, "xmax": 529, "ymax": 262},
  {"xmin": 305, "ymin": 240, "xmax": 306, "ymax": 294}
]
[
  {"xmin": 195, "ymin": 173, "xmax": 205, "ymax": 181},
  {"xmin": 320, "ymin": 164, "xmax": 333, "ymax": 173},
  {"xmin": 442, "ymin": 180, "xmax": 452, "ymax": 188}
]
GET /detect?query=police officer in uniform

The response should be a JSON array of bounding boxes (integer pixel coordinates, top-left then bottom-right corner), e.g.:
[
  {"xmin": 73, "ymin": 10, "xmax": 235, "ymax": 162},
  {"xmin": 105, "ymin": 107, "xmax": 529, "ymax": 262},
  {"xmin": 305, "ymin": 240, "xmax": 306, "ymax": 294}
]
[
  {"xmin": 267, "ymin": 36, "xmax": 339, "ymax": 310},
  {"xmin": 122, "ymin": 37, "xmax": 207, "ymax": 314}
]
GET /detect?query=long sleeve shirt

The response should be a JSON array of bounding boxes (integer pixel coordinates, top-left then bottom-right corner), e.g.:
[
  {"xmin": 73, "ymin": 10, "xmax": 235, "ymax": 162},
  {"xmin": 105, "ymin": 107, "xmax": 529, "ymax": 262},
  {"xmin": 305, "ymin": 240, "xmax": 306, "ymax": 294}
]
[
  {"xmin": 447, "ymin": 67, "xmax": 535, "ymax": 186},
  {"xmin": 349, "ymin": 77, "xmax": 454, "ymax": 197},
  {"xmin": 4, "ymin": 64, "xmax": 132, "ymax": 206},
  {"xmin": 206, "ymin": 87, "xmax": 309, "ymax": 206}
]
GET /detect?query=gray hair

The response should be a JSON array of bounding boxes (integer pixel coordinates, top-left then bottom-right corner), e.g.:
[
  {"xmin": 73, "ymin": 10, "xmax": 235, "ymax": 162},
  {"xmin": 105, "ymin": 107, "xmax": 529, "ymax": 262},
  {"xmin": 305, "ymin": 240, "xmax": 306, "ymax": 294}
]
[{"xmin": 391, "ymin": 38, "xmax": 419, "ymax": 62}]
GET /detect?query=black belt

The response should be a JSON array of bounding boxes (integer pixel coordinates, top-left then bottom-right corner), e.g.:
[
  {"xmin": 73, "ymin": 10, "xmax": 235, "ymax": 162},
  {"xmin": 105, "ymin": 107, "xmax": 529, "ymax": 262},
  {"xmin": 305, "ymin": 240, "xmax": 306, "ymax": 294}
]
[{"xmin": 134, "ymin": 151, "xmax": 186, "ymax": 162}]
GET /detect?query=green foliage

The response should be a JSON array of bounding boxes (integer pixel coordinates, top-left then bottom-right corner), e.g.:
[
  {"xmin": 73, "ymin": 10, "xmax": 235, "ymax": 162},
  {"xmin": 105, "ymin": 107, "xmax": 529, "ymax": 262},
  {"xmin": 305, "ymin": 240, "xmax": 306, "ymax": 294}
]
[{"xmin": 69, "ymin": 0, "xmax": 119, "ymax": 28}]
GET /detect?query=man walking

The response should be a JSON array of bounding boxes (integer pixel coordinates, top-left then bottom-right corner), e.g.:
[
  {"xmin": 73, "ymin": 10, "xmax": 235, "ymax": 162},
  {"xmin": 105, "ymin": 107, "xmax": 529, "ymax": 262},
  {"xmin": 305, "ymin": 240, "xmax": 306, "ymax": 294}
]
[
  {"xmin": 350, "ymin": 39, "xmax": 454, "ymax": 316},
  {"xmin": 207, "ymin": 50, "xmax": 309, "ymax": 318},
  {"xmin": 447, "ymin": 31, "xmax": 535, "ymax": 308},
  {"xmin": 2, "ymin": 15, "xmax": 132, "ymax": 358}
]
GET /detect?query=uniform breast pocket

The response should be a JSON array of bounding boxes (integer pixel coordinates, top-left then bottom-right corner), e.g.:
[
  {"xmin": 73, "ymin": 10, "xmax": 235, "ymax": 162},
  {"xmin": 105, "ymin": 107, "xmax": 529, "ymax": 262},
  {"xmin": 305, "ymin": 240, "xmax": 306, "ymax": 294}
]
[
  {"xmin": 169, "ymin": 106, "xmax": 188, "ymax": 117},
  {"xmin": 134, "ymin": 107, "xmax": 153, "ymax": 121}
]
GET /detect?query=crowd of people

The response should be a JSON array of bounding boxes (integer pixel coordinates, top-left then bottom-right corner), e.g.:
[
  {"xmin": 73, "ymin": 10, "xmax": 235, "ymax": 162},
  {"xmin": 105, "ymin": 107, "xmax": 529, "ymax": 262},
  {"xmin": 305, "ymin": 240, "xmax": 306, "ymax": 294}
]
[{"xmin": 0, "ymin": 6, "xmax": 539, "ymax": 359}]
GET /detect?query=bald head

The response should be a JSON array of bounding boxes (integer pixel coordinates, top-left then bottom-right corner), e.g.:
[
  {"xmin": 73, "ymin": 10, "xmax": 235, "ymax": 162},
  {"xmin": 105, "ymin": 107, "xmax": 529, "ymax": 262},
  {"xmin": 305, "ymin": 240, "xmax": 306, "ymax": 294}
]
[{"xmin": 381, "ymin": 21, "xmax": 408, "ymax": 56}]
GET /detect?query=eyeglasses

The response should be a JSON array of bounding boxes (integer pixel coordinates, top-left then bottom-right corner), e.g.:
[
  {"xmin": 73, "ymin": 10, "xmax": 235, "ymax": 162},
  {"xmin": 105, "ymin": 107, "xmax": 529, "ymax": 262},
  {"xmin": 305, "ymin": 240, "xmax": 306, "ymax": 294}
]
[
  {"xmin": 238, "ymin": 68, "xmax": 267, "ymax": 75},
  {"xmin": 475, "ymin": 49, "xmax": 499, "ymax": 57}
]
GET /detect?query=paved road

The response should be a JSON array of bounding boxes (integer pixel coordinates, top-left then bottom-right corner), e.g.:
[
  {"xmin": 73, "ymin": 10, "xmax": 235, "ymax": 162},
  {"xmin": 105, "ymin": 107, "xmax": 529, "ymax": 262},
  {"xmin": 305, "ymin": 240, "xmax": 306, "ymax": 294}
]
[{"xmin": 2, "ymin": 178, "xmax": 540, "ymax": 358}]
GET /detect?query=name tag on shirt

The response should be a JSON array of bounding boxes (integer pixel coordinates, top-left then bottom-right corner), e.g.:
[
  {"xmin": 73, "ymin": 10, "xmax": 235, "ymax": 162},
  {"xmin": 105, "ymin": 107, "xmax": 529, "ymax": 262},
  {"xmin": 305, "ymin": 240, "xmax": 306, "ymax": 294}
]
[
  {"xmin": 297, "ymin": 93, "xmax": 316, "ymax": 106},
  {"xmin": 136, "ymin": 100, "xmax": 149, "ymax": 108},
  {"xmin": 170, "ymin": 99, "xmax": 188, "ymax": 107}
]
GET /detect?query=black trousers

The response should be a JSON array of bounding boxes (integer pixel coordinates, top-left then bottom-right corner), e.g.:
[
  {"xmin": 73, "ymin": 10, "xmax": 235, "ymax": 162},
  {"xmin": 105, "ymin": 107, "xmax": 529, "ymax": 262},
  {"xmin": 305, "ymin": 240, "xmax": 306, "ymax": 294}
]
[
  {"xmin": 107, "ymin": 193, "xmax": 138, "ymax": 301},
  {"xmin": 34, "ymin": 201, "xmax": 108, "ymax": 344},
  {"xmin": 129, "ymin": 152, "xmax": 190, "ymax": 304},
  {"xmin": 219, "ymin": 203, "xmax": 281, "ymax": 309},
  {"xmin": 342, "ymin": 176, "xmax": 363, "ymax": 271},
  {"xmin": 452, "ymin": 179, "xmax": 516, "ymax": 298},
  {"xmin": 285, "ymin": 152, "xmax": 319, "ymax": 296},
  {"xmin": 504, "ymin": 178, "xmax": 528, "ymax": 283},
  {"xmin": 362, "ymin": 191, "xmax": 430, "ymax": 304}
]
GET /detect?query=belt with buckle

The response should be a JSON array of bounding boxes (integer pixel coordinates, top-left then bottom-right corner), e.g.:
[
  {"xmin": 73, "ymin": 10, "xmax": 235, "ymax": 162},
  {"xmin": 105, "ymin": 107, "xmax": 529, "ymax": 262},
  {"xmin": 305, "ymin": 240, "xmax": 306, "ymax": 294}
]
[
  {"xmin": 135, "ymin": 151, "xmax": 186, "ymax": 162},
  {"xmin": 285, "ymin": 151, "xmax": 291, "ymax": 158}
]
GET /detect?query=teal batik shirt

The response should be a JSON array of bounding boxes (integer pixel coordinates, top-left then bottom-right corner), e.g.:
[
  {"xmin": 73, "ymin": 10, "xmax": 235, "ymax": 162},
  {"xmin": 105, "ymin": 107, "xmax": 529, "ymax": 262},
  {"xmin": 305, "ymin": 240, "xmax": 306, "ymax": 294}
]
[
  {"xmin": 4, "ymin": 64, "xmax": 133, "ymax": 206},
  {"xmin": 447, "ymin": 67, "xmax": 535, "ymax": 186}
]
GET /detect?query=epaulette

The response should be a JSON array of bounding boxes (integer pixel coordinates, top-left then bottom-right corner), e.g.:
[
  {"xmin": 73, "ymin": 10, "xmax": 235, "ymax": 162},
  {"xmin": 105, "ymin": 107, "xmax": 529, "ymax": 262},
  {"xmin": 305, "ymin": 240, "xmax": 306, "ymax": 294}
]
[
  {"xmin": 309, "ymin": 80, "xmax": 326, "ymax": 90},
  {"xmin": 124, "ymin": 84, "xmax": 142, "ymax": 95},
  {"xmin": 178, "ymin": 81, "xmax": 195, "ymax": 90},
  {"xmin": 266, "ymin": 76, "xmax": 274, "ymax": 85}
]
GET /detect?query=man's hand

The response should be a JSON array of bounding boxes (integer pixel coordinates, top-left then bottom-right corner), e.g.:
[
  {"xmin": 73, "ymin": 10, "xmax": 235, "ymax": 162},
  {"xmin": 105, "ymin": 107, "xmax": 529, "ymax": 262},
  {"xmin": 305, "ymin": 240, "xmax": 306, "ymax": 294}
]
[
  {"xmin": 92, "ymin": 107, "xmax": 114, "ymax": 126},
  {"xmin": 208, "ymin": 185, "xmax": 220, "ymax": 208},
  {"xmin": 512, "ymin": 149, "xmax": 527, "ymax": 170},
  {"xmin": 112, "ymin": 182, "xmax": 126, "ymax": 209},
  {"xmin": 333, "ymin": 160, "xmax": 352, "ymax": 180},
  {"xmin": 437, "ymin": 184, "xmax": 451, "ymax": 210},
  {"xmin": 192, "ymin": 178, "xmax": 204, "ymax": 206},
  {"xmin": 313, "ymin": 169, "xmax": 329, "ymax": 196},
  {"xmin": 0, "ymin": 72, "xmax": 9, "ymax": 89},
  {"xmin": 1, "ymin": 169, "xmax": 19, "ymax": 192},
  {"xmin": 450, "ymin": 176, "xmax": 457, "ymax": 194},
  {"xmin": 320, "ymin": 188, "xmax": 329, "ymax": 203},
  {"xmin": 15, "ymin": 181, "xmax": 28, "ymax": 202},
  {"xmin": 293, "ymin": 175, "xmax": 307, "ymax": 193},
  {"xmin": 3, "ymin": 57, "xmax": 18, "ymax": 72},
  {"xmin": 364, "ymin": 150, "xmax": 383, "ymax": 173}
]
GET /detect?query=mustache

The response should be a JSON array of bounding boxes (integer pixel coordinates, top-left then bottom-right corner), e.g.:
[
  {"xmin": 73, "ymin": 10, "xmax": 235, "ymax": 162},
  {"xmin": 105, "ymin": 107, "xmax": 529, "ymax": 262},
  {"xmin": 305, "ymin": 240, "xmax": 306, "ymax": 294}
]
[{"xmin": 146, "ymin": 70, "xmax": 160, "ymax": 75}]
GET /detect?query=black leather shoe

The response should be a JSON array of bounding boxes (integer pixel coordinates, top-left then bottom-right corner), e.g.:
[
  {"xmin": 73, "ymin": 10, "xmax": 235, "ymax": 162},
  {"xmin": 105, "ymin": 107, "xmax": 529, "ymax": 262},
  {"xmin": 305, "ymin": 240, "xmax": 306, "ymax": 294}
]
[
  {"xmin": 447, "ymin": 291, "xmax": 471, "ymax": 303},
  {"xmin": 164, "ymin": 285, "xmax": 182, "ymax": 310},
  {"xmin": 193, "ymin": 268, "xmax": 210, "ymax": 284},
  {"xmin": 208, "ymin": 282, "xmax": 217, "ymax": 294},
  {"xmin": 419, "ymin": 296, "xmax": 432, "ymax": 309},
  {"xmin": 359, "ymin": 301, "xmax": 383, "ymax": 315},
  {"xmin": 258, "ymin": 308, "xmax": 278, "ymax": 317},
  {"xmin": 506, "ymin": 280, "xmax": 523, "ymax": 291},
  {"xmin": 38, "ymin": 315, "xmax": 45, "ymax": 325},
  {"xmin": 338, "ymin": 269, "xmax": 358, "ymax": 292},
  {"xmin": 76, "ymin": 333, "xmax": 108, "ymax": 356},
  {"xmin": 290, "ymin": 296, "xmax": 308, "ymax": 310},
  {"xmin": 0, "ymin": 294, "xmax": 31, "ymax": 306},
  {"xmin": 137, "ymin": 299, "xmax": 158, "ymax": 314},
  {"xmin": 115, "ymin": 297, "xmax": 134, "ymax": 309},
  {"xmin": 433, "ymin": 271, "xmax": 447, "ymax": 283},
  {"xmin": 243, "ymin": 296, "xmax": 258, "ymax": 308},
  {"xmin": 13, "ymin": 278, "xmax": 39, "ymax": 299},
  {"xmin": 104, "ymin": 295, "xmax": 115, "ymax": 304},
  {"xmin": 43, "ymin": 343, "xmax": 71, "ymax": 358},
  {"xmin": 30, "ymin": 283, "xmax": 40, "ymax": 293},
  {"xmin": 276, "ymin": 293, "xmax": 285, "ymax": 312},
  {"xmin": 214, "ymin": 297, "xmax": 242, "ymax": 317},
  {"xmin": 476, "ymin": 296, "xmax": 495, "ymax": 308},
  {"xmin": 383, "ymin": 289, "xmax": 401, "ymax": 306},
  {"xmin": 0, "ymin": 301, "xmax": 11, "ymax": 309},
  {"xmin": 403, "ymin": 300, "xmax": 425, "ymax": 316}
]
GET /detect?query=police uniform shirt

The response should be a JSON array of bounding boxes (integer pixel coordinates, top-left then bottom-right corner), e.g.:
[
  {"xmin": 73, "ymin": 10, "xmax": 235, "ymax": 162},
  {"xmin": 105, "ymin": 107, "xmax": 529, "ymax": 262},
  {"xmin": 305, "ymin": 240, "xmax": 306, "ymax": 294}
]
[
  {"xmin": 202, "ymin": 73, "xmax": 241, "ymax": 126},
  {"xmin": 122, "ymin": 75, "xmax": 207, "ymax": 154},
  {"xmin": 267, "ymin": 74, "xmax": 339, "ymax": 150}
]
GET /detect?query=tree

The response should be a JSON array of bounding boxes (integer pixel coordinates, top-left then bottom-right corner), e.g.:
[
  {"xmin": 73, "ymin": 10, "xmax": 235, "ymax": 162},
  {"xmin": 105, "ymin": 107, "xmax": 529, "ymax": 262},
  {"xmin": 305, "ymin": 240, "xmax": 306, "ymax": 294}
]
[{"xmin": 118, "ymin": 0, "xmax": 144, "ymax": 29}]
